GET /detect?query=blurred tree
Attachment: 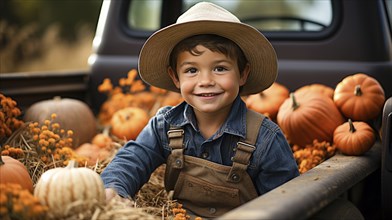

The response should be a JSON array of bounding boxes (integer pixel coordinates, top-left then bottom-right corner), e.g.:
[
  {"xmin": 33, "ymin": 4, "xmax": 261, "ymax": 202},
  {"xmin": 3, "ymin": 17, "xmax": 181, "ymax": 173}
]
[
  {"xmin": 0, "ymin": 0, "xmax": 103, "ymax": 41},
  {"xmin": 0, "ymin": 0, "xmax": 103, "ymax": 72}
]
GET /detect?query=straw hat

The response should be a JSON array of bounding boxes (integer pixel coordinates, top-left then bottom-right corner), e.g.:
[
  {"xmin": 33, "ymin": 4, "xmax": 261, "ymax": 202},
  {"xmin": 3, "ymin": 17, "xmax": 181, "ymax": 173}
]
[{"xmin": 138, "ymin": 2, "xmax": 277, "ymax": 95}]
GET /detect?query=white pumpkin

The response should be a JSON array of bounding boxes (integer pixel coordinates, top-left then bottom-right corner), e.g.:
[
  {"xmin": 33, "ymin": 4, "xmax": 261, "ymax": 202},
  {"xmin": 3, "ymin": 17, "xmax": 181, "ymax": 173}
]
[{"xmin": 34, "ymin": 160, "xmax": 105, "ymax": 218}]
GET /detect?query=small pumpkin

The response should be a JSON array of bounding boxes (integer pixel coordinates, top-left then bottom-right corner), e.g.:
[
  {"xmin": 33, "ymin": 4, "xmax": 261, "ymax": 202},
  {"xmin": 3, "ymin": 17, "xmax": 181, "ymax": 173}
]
[
  {"xmin": 34, "ymin": 160, "xmax": 105, "ymax": 218},
  {"xmin": 0, "ymin": 156, "xmax": 34, "ymax": 193},
  {"xmin": 110, "ymin": 107, "xmax": 150, "ymax": 140},
  {"xmin": 99, "ymin": 92, "xmax": 157, "ymax": 124},
  {"xmin": 333, "ymin": 73, "xmax": 385, "ymax": 121},
  {"xmin": 75, "ymin": 143, "xmax": 112, "ymax": 166},
  {"xmin": 91, "ymin": 127, "xmax": 113, "ymax": 149},
  {"xmin": 277, "ymin": 92, "xmax": 345, "ymax": 146},
  {"xmin": 245, "ymin": 82, "xmax": 289, "ymax": 121},
  {"xmin": 333, "ymin": 119, "xmax": 375, "ymax": 156},
  {"xmin": 295, "ymin": 83, "xmax": 334, "ymax": 99},
  {"xmin": 24, "ymin": 96, "xmax": 97, "ymax": 148}
]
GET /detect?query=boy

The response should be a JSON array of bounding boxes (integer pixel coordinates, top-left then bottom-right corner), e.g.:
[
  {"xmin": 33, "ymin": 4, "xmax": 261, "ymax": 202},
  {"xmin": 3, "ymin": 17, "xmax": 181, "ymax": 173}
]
[{"xmin": 101, "ymin": 2, "xmax": 299, "ymax": 218}]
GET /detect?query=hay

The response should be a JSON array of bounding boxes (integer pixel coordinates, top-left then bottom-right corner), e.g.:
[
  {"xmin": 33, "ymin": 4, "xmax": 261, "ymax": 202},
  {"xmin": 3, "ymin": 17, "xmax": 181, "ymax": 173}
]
[
  {"xmin": 53, "ymin": 197, "xmax": 165, "ymax": 220},
  {"xmin": 2, "ymin": 123, "xmax": 183, "ymax": 219}
]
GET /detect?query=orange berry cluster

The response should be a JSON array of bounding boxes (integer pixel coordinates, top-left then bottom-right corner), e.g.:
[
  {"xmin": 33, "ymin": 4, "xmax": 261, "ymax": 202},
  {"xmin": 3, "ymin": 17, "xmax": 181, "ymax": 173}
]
[
  {"xmin": 27, "ymin": 113, "xmax": 73, "ymax": 163},
  {"xmin": 97, "ymin": 69, "xmax": 167, "ymax": 124},
  {"xmin": 0, "ymin": 94, "xmax": 23, "ymax": 141},
  {"xmin": 172, "ymin": 203, "xmax": 203, "ymax": 220},
  {"xmin": 0, "ymin": 183, "xmax": 48, "ymax": 220},
  {"xmin": 0, "ymin": 113, "xmax": 86, "ymax": 166},
  {"xmin": 292, "ymin": 140, "xmax": 337, "ymax": 174},
  {"xmin": 98, "ymin": 69, "xmax": 146, "ymax": 96},
  {"xmin": 25, "ymin": 113, "xmax": 88, "ymax": 166},
  {"xmin": 54, "ymin": 147, "xmax": 87, "ymax": 166},
  {"xmin": 1, "ymin": 145, "xmax": 24, "ymax": 159}
]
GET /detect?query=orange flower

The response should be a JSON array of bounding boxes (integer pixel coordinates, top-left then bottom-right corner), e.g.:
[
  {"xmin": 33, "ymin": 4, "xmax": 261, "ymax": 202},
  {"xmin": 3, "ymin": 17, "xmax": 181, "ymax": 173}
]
[
  {"xmin": 98, "ymin": 78, "xmax": 114, "ymax": 93},
  {"xmin": 127, "ymin": 69, "xmax": 138, "ymax": 82},
  {"xmin": 119, "ymin": 78, "xmax": 127, "ymax": 87},
  {"xmin": 44, "ymin": 119, "xmax": 51, "ymax": 126},
  {"xmin": 51, "ymin": 113, "xmax": 57, "ymax": 120},
  {"xmin": 130, "ymin": 80, "xmax": 146, "ymax": 93}
]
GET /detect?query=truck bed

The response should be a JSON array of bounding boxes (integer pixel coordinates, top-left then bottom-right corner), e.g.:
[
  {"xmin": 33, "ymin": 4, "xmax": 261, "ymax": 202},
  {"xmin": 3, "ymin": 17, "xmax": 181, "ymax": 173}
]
[{"xmin": 1, "ymin": 0, "xmax": 391, "ymax": 219}]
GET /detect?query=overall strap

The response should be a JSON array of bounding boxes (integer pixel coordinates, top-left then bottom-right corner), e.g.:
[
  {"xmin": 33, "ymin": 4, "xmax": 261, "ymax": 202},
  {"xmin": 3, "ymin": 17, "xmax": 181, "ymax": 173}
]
[
  {"xmin": 165, "ymin": 125, "xmax": 185, "ymax": 191},
  {"xmin": 167, "ymin": 126, "xmax": 185, "ymax": 169},
  {"xmin": 227, "ymin": 110, "xmax": 265, "ymax": 183}
]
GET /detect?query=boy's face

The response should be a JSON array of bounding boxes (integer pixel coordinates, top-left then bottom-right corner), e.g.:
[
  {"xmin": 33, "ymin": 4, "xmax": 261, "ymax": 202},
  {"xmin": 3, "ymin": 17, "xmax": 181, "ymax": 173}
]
[{"xmin": 168, "ymin": 45, "xmax": 249, "ymax": 115}]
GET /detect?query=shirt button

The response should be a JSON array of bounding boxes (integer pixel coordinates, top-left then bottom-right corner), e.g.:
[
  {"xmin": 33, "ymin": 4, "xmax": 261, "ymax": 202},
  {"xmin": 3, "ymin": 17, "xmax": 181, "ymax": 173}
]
[
  {"xmin": 201, "ymin": 152, "xmax": 209, "ymax": 159},
  {"xmin": 209, "ymin": 207, "xmax": 216, "ymax": 214}
]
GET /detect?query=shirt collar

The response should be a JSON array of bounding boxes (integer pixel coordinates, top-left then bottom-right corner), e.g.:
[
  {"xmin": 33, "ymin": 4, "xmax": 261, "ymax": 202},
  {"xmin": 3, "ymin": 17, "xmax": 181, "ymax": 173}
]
[{"xmin": 163, "ymin": 95, "xmax": 247, "ymax": 139}]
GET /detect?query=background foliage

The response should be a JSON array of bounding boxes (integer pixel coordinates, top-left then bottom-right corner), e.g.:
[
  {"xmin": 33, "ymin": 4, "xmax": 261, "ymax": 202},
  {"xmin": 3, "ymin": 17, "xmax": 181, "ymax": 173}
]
[{"xmin": 0, "ymin": 0, "xmax": 103, "ymax": 73}]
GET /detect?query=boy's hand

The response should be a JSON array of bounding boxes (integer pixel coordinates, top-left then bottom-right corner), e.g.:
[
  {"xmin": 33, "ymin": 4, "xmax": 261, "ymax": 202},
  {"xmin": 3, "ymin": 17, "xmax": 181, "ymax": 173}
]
[
  {"xmin": 105, "ymin": 188, "xmax": 118, "ymax": 203},
  {"xmin": 105, "ymin": 188, "xmax": 134, "ymax": 205}
]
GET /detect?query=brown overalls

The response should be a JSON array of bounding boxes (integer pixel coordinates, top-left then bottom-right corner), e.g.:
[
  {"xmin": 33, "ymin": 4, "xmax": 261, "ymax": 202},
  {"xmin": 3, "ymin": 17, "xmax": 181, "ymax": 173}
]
[{"xmin": 164, "ymin": 110, "xmax": 265, "ymax": 218}]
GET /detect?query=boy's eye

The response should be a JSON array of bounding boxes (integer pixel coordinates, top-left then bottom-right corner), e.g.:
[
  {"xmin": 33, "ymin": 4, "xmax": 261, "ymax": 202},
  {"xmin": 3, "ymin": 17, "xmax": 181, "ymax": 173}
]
[
  {"xmin": 185, "ymin": 67, "xmax": 198, "ymax": 74},
  {"xmin": 214, "ymin": 66, "xmax": 227, "ymax": 72}
]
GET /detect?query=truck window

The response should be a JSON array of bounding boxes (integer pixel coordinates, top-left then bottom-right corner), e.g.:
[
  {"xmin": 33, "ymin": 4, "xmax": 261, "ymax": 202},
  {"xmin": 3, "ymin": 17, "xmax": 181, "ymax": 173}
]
[
  {"xmin": 127, "ymin": 0, "xmax": 162, "ymax": 31},
  {"xmin": 127, "ymin": 0, "xmax": 333, "ymax": 33}
]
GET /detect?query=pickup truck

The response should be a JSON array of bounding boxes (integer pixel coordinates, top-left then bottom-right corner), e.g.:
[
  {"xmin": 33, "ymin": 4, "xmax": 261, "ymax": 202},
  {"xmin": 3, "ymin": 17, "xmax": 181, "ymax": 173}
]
[{"xmin": 1, "ymin": 0, "xmax": 391, "ymax": 219}]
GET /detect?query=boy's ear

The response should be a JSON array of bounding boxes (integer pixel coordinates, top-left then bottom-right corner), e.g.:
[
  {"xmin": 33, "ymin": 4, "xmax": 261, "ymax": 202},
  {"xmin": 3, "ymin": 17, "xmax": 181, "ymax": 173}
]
[
  {"xmin": 168, "ymin": 66, "xmax": 180, "ymax": 89},
  {"xmin": 239, "ymin": 63, "xmax": 250, "ymax": 86}
]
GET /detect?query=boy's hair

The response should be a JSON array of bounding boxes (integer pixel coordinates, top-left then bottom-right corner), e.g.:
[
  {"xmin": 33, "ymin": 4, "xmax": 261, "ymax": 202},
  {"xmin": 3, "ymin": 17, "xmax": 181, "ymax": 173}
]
[{"xmin": 169, "ymin": 34, "xmax": 248, "ymax": 77}]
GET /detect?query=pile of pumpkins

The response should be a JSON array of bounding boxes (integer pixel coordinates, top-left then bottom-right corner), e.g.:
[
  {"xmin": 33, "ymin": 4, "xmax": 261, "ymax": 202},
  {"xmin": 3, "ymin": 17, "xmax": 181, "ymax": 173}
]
[
  {"xmin": 245, "ymin": 72, "xmax": 385, "ymax": 156},
  {"xmin": 0, "ymin": 95, "xmax": 148, "ymax": 218},
  {"xmin": 1, "ymin": 155, "xmax": 105, "ymax": 219},
  {"xmin": 0, "ymin": 72, "xmax": 386, "ymax": 219},
  {"xmin": 22, "ymin": 96, "xmax": 153, "ymax": 167},
  {"xmin": 18, "ymin": 72, "xmax": 386, "ymax": 170}
]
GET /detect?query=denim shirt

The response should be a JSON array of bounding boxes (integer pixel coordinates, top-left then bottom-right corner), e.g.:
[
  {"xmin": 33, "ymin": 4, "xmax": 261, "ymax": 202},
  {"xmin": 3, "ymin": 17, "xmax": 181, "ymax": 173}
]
[{"xmin": 101, "ymin": 95, "xmax": 299, "ymax": 198}]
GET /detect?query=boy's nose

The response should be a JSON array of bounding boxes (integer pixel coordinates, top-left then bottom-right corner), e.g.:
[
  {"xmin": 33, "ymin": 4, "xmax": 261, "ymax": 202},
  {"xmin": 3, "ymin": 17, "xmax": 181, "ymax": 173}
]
[{"xmin": 198, "ymin": 71, "xmax": 215, "ymax": 86}]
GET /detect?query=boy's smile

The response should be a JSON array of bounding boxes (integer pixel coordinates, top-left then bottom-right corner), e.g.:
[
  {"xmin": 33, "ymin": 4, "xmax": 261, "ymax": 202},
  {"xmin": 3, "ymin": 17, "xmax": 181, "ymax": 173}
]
[{"xmin": 168, "ymin": 45, "xmax": 249, "ymax": 117}]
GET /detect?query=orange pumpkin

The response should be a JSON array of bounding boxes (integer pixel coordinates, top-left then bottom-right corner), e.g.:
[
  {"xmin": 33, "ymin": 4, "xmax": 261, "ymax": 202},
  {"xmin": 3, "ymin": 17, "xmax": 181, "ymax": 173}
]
[
  {"xmin": 333, "ymin": 119, "xmax": 375, "ymax": 156},
  {"xmin": 110, "ymin": 107, "xmax": 150, "ymax": 140},
  {"xmin": 0, "ymin": 156, "xmax": 33, "ymax": 193},
  {"xmin": 245, "ymin": 82, "xmax": 289, "ymax": 121},
  {"xmin": 75, "ymin": 143, "xmax": 112, "ymax": 166},
  {"xmin": 24, "ymin": 97, "xmax": 97, "ymax": 148},
  {"xmin": 277, "ymin": 92, "xmax": 345, "ymax": 146},
  {"xmin": 91, "ymin": 128, "xmax": 113, "ymax": 149},
  {"xmin": 333, "ymin": 73, "xmax": 385, "ymax": 121},
  {"xmin": 99, "ymin": 92, "xmax": 157, "ymax": 125},
  {"xmin": 295, "ymin": 83, "xmax": 334, "ymax": 99}
]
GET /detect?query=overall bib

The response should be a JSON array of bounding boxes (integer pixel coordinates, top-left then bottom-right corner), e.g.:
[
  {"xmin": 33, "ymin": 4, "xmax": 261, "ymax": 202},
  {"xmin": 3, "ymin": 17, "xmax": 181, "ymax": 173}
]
[{"xmin": 164, "ymin": 110, "xmax": 265, "ymax": 218}]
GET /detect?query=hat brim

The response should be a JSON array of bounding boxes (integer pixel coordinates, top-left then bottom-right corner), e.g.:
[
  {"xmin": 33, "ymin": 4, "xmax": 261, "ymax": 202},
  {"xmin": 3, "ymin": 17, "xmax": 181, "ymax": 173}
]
[{"xmin": 138, "ymin": 20, "xmax": 277, "ymax": 96}]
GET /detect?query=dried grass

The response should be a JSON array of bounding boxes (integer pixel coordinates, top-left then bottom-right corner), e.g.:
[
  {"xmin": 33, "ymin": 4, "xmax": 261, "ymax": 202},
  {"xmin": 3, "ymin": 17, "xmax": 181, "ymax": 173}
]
[{"xmin": 3, "ymin": 124, "xmax": 180, "ymax": 220}]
